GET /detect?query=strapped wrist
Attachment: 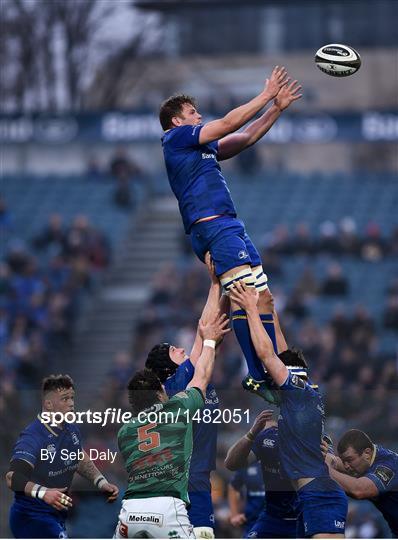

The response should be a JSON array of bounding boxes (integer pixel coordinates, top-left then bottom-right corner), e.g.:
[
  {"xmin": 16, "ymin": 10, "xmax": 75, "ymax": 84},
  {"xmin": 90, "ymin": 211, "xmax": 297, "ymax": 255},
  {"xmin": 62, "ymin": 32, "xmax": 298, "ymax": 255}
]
[
  {"xmin": 203, "ymin": 339, "xmax": 216, "ymax": 349},
  {"xmin": 94, "ymin": 474, "xmax": 107, "ymax": 489},
  {"xmin": 245, "ymin": 431, "xmax": 255, "ymax": 442}
]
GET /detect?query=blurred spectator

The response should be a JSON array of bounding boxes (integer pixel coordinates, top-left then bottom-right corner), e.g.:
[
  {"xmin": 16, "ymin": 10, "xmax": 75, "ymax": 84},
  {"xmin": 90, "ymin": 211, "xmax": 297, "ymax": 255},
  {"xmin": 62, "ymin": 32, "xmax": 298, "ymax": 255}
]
[
  {"xmin": 321, "ymin": 263, "xmax": 349, "ymax": 296},
  {"xmin": 383, "ymin": 294, "xmax": 398, "ymax": 330},
  {"xmin": 109, "ymin": 147, "xmax": 140, "ymax": 180},
  {"xmin": 361, "ymin": 222, "xmax": 386, "ymax": 261},
  {"xmin": 293, "ymin": 222, "xmax": 314, "ymax": 255},
  {"xmin": 32, "ymin": 213, "xmax": 65, "ymax": 253},
  {"xmin": 339, "ymin": 217, "xmax": 360, "ymax": 256}
]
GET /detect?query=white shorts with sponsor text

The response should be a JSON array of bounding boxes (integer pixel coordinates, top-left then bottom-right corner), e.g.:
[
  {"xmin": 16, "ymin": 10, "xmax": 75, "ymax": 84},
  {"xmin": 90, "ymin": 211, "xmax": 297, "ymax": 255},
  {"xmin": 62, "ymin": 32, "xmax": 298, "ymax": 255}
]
[{"xmin": 113, "ymin": 497, "xmax": 195, "ymax": 539}]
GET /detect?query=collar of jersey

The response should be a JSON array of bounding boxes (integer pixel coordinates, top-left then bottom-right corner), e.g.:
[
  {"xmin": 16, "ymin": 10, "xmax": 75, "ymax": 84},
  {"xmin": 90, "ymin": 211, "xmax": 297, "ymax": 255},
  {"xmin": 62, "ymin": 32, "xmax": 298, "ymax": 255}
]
[
  {"xmin": 37, "ymin": 413, "xmax": 61, "ymax": 437},
  {"xmin": 369, "ymin": 444, "xmax": 377, "ymax": 466}
]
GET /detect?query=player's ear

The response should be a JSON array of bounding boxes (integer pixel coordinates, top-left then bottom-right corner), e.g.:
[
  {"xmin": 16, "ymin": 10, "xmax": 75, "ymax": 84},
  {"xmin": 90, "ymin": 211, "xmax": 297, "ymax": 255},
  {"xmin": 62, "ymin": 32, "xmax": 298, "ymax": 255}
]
[{"xmin": 171, "ymin": 115, "xmax": 183, "ymax": 127}]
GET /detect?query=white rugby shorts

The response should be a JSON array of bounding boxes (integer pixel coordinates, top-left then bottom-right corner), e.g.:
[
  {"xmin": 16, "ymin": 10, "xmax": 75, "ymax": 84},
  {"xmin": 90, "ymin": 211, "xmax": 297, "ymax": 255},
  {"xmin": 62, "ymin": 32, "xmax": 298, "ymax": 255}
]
[{"xmin": 113, "ymin": 496, "xmax": 195, "ymax": 539}]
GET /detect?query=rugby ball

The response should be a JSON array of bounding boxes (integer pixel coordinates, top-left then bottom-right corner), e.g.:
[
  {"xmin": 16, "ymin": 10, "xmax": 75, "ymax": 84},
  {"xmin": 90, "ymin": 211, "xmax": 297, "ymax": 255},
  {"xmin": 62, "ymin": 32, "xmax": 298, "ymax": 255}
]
[{"xmin": 315, "ymin": 43, "xmax": 361, "ymax": 77}]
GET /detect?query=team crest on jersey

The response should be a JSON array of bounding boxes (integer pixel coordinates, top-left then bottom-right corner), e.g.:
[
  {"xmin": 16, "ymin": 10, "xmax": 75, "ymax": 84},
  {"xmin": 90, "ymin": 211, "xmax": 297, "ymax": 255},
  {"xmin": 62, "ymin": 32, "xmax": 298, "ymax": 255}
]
[
  {"xmin": 72, "ymin": 433, "xmax": 80, "ymax": 446},
  {"xmin": 374, "ymin": 465, "xmax": 394, "ymax": 486},
  {"xmin": 291, "ymin": 374, "xmax": 305, "ymax": 389},
  {"xmin": 238, "ymin": 250, "xmax": 248, "ymax": 260}
]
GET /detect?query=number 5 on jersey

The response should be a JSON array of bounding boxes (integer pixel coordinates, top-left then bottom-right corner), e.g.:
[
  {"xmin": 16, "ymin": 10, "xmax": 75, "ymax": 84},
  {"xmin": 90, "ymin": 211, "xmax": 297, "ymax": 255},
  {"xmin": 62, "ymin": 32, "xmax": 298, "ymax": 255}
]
[{"xmin": 137, "ymin": 423, "xmax": 160, "ymax": 452}]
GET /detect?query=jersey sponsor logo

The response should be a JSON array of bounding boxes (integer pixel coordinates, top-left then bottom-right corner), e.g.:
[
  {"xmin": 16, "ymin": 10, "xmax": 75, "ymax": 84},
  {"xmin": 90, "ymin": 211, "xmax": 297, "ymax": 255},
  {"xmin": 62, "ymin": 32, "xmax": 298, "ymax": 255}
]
[
  {"xmin": 247, "ymin": 531, "xmax": 258, "ymax": 538},
  {"xmin": 291, "ymin": 374, "xmax": 305, "ymax": 389},
  {"xmin": 201, "ymin": 152, "xmax": 216, "ymax": 160},
  {"xmin": 175, "ymin": 391, "xmax": 189, "ymax": 399},
  {"xmin": 334, "ymin": 520, "xmax": 345, "ymax": 529},
  {"xmin": 47, "ymin": 444, "xmax": 56, "ymax": 453},
  {"xmin": 262, "ymin": 438, "xmax": 275, "ymax": 448},
  {"xmin": 374, "ymin": 465, "xmax": 395, "ymax": 487},
  {"xmin": 238, "ymin": 250, "xmax": 248, "ymax": 259},
  {"xmin": 127, "ymin": 513, "xmax": 164, "ymax": 526}
]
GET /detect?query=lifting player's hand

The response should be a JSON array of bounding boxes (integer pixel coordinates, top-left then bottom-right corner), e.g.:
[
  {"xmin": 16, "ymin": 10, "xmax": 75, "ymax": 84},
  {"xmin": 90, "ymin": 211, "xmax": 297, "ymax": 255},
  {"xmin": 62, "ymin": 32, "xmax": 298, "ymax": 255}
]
[
  {"xmin": 263, "ymin": 66, "xmax": 288, "ymax": 100},
  {"xmin": 229, "ymin": 280, "xmax": 259, "ymax": 311},
  {"xmin": 43, "ymin": 487, "xmax": 73, "ymax": 511},
  {"xmin": 249, "ymin": 410, "xmax": 274, "ymax": 437},
  {"xmin": 204, "ymin": 252, "xmax": 218, "ymax": 284},
  {"xmin": 199, "ymin": 311, "xmax": 230, "ymax": 343},
  {"xmin": 230, "ymin": 513, "xmax": 247, "ymax": 527},
  {"xmin": 274, "ymin": 78, "xmax": 303, "ymax": 111},
  {"xmin": 99, "ymin": 481, "xmax": 119, "ymax": 503}
]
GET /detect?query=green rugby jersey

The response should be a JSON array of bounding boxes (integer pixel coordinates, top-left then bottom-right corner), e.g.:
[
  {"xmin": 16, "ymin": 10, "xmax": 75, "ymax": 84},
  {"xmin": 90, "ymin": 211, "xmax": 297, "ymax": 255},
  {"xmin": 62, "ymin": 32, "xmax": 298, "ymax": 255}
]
[{"xmin": 118, "ymin": 387, "xmax": 204, "ymax": 505}]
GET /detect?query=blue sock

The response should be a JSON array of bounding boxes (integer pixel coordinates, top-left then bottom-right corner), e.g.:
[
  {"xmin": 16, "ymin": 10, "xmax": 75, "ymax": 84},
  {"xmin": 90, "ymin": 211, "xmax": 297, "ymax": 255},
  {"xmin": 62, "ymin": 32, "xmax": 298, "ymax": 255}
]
[
  {"xmin": 260, "ymin": 313, "xmax": 278, "ymax": 353},
  {"xmin": 232, "ymin": 310, "xmax": 278, "ymax": 381},
  {"xmin": 232, "ymin": 309, "xmax": 265, "ymax": 380}
]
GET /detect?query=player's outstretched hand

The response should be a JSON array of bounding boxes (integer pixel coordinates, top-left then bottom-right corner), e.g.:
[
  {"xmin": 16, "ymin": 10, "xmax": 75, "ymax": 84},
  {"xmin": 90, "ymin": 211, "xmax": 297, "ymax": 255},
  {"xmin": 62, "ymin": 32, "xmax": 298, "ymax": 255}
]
[
  {"xmin": 199, "ymin": 311, "xmax": 230, "ymax": 343},
  {"xmin": 204, "ymin": 252, "xmax": 218, "ymax": 284},
  {"xmin": 43, "ymin": 487, "xmax": 73, "ymax": 511},
  {"xmin": 230, "ymin": 513, "xmax": 247, "ymax": 527},
  {"xmin": 250, "ymin": 410, "xmax": 274, "ymax": 436},
  {"xmin": 229, "ymin": 280, "xmax": 259, "ymax": 311},
  {"xmin": 264, "ymin": 65, "xmax": 288, "ymax": 100},
  {"xmin": 274, "ymin": 78, "xmax": 303, "ymax": 111},
  {"xmin": 100, "ymin": 481, "xmax": 119, "ymax": 503}
]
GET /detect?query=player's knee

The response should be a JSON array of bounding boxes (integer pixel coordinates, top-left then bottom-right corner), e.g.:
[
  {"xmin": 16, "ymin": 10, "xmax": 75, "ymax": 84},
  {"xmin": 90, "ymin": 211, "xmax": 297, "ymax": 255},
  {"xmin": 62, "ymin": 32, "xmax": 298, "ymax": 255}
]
[
  {"xmin": 220, "ymin": 267, "xmax": 255, "ymax": 296},
  {"xmin": 258, "ymin": 286, "xmax": 274, "ymax": 313},
  {"xmin": 193, "ymin": 527, "xmax": 215, "ymax": 539}
]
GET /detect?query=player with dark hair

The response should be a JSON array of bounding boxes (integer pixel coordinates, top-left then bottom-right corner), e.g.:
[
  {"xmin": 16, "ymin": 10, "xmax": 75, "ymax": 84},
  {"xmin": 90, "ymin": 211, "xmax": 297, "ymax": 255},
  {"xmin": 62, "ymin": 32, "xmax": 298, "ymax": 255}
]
[
  {"xmin": 229, "ymin": 281, "xmax": 348, "ymax": 538},
  {"xmin": 145, "ymin": 253, "xmax": 227, "ymax": 539},
  {"xmin": 159, "ymin": 69, "xmax": 302, "ymax": 392},
  {"xmin": 322, "ymin": 429, "xmax": 398, "ymax": 537},
  {"xmin": 114, "ymin": 310, "xmax": 230, "ymax": 539},
  {"xmin": 6, "ymin": 374, "xmax": 119, "ymax": 539},
  {"xmin": 225, "ymin": 410, "xmax": 298, "ymax": 538}
]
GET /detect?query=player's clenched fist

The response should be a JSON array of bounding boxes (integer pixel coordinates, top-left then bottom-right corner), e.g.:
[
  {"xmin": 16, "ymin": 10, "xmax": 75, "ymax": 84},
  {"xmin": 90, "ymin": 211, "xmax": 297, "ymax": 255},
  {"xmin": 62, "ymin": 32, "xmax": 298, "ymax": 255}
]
[
  {"xmin": 43, "ymin": 487, "xmax": 73, "ymax": 511},
  {"xmin": 250, "ymin": 410, "xmax": 274, "ymax": 436}
]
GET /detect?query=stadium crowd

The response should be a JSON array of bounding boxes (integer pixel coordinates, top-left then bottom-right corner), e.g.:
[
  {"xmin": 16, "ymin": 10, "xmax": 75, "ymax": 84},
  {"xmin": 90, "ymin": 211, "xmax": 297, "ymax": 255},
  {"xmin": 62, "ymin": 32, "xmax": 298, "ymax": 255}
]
[
  {"xmin": 2, "ymin": 208, "xmax": 397, "ymax": 537},
  {"xmin": 0, "ymin": 209, "xmax": 110, "ymax": 463}
]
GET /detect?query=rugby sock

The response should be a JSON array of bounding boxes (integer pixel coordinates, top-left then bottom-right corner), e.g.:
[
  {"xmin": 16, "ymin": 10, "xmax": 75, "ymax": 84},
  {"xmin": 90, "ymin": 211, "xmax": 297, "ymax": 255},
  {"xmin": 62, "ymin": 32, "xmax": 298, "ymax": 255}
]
[
  {"xmin": 232, "ymin": 311, "xmax": 278, "ymax": 380},
  {"xmin": 232, "ymin": 309, "xmax": 266, "ymax": 381},
  {"xmin": 260, "ymin": 313, "xmax": 278, "ymax": 353}
]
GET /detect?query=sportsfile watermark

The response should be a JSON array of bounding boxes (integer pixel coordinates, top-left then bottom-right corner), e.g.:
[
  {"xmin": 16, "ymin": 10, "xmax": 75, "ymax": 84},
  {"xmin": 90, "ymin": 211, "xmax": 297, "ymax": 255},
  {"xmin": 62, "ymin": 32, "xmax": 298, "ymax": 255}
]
[{"xmin": 40, "ymin": 407, "xmax": 251, "ymax": 427}]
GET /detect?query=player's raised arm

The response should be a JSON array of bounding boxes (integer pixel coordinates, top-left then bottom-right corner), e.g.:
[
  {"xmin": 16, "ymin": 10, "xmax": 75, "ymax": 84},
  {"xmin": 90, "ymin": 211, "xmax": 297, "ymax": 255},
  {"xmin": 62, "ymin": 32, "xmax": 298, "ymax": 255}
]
[
  {"xmin": 77, "ymin": 451, "xmax": 119, "ymax": 502},
  {"xmin": 190, "ymin": 252, "xmax": 229, "ymax": 364},
  {"xmin": 218, "ymin": 79, "xmax": 302, "ymax": 161},
  {"xmin": 225, "ymin": 410, "xmax": 273, "ymax": 470},
  {"xmin": 199, "ymin": 66, "xmax": 288, "ymax": 145},
  {"xmin": 230, "ymin": 281, "xmax": 288, "ymax": 387},
  {"xmin": 188, "ymin": 311, "xmax": 230, "ymax": 396}
]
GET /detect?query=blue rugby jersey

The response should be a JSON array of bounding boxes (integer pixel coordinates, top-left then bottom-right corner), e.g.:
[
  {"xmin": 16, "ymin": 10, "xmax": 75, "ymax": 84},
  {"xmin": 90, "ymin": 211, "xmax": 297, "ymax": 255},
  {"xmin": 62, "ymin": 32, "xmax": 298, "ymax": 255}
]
[
  {"xmin": 161, "ymin": 125, "xmax": 237, "ymax": 233},
  {"xmin": 278, "ymin": 371, "xmax": 329, "ymax": 480},
  {"xmin": 163, "ymin": 358, "xmax": 219, "ymax": 476},
  {"xmin": 365, "ymin": 445, "xmax": 398, "ymax": 535},
  {"xmin": 230, "ymin": 463, "xmax": 265, "ymax": 525},
  {"xmin": 11, "ymin": 415, "xmax": 82, "ymax": 515},
  {"xmin": 252, "ymin": 426, "xmax": 298, "ymax": 519}
]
